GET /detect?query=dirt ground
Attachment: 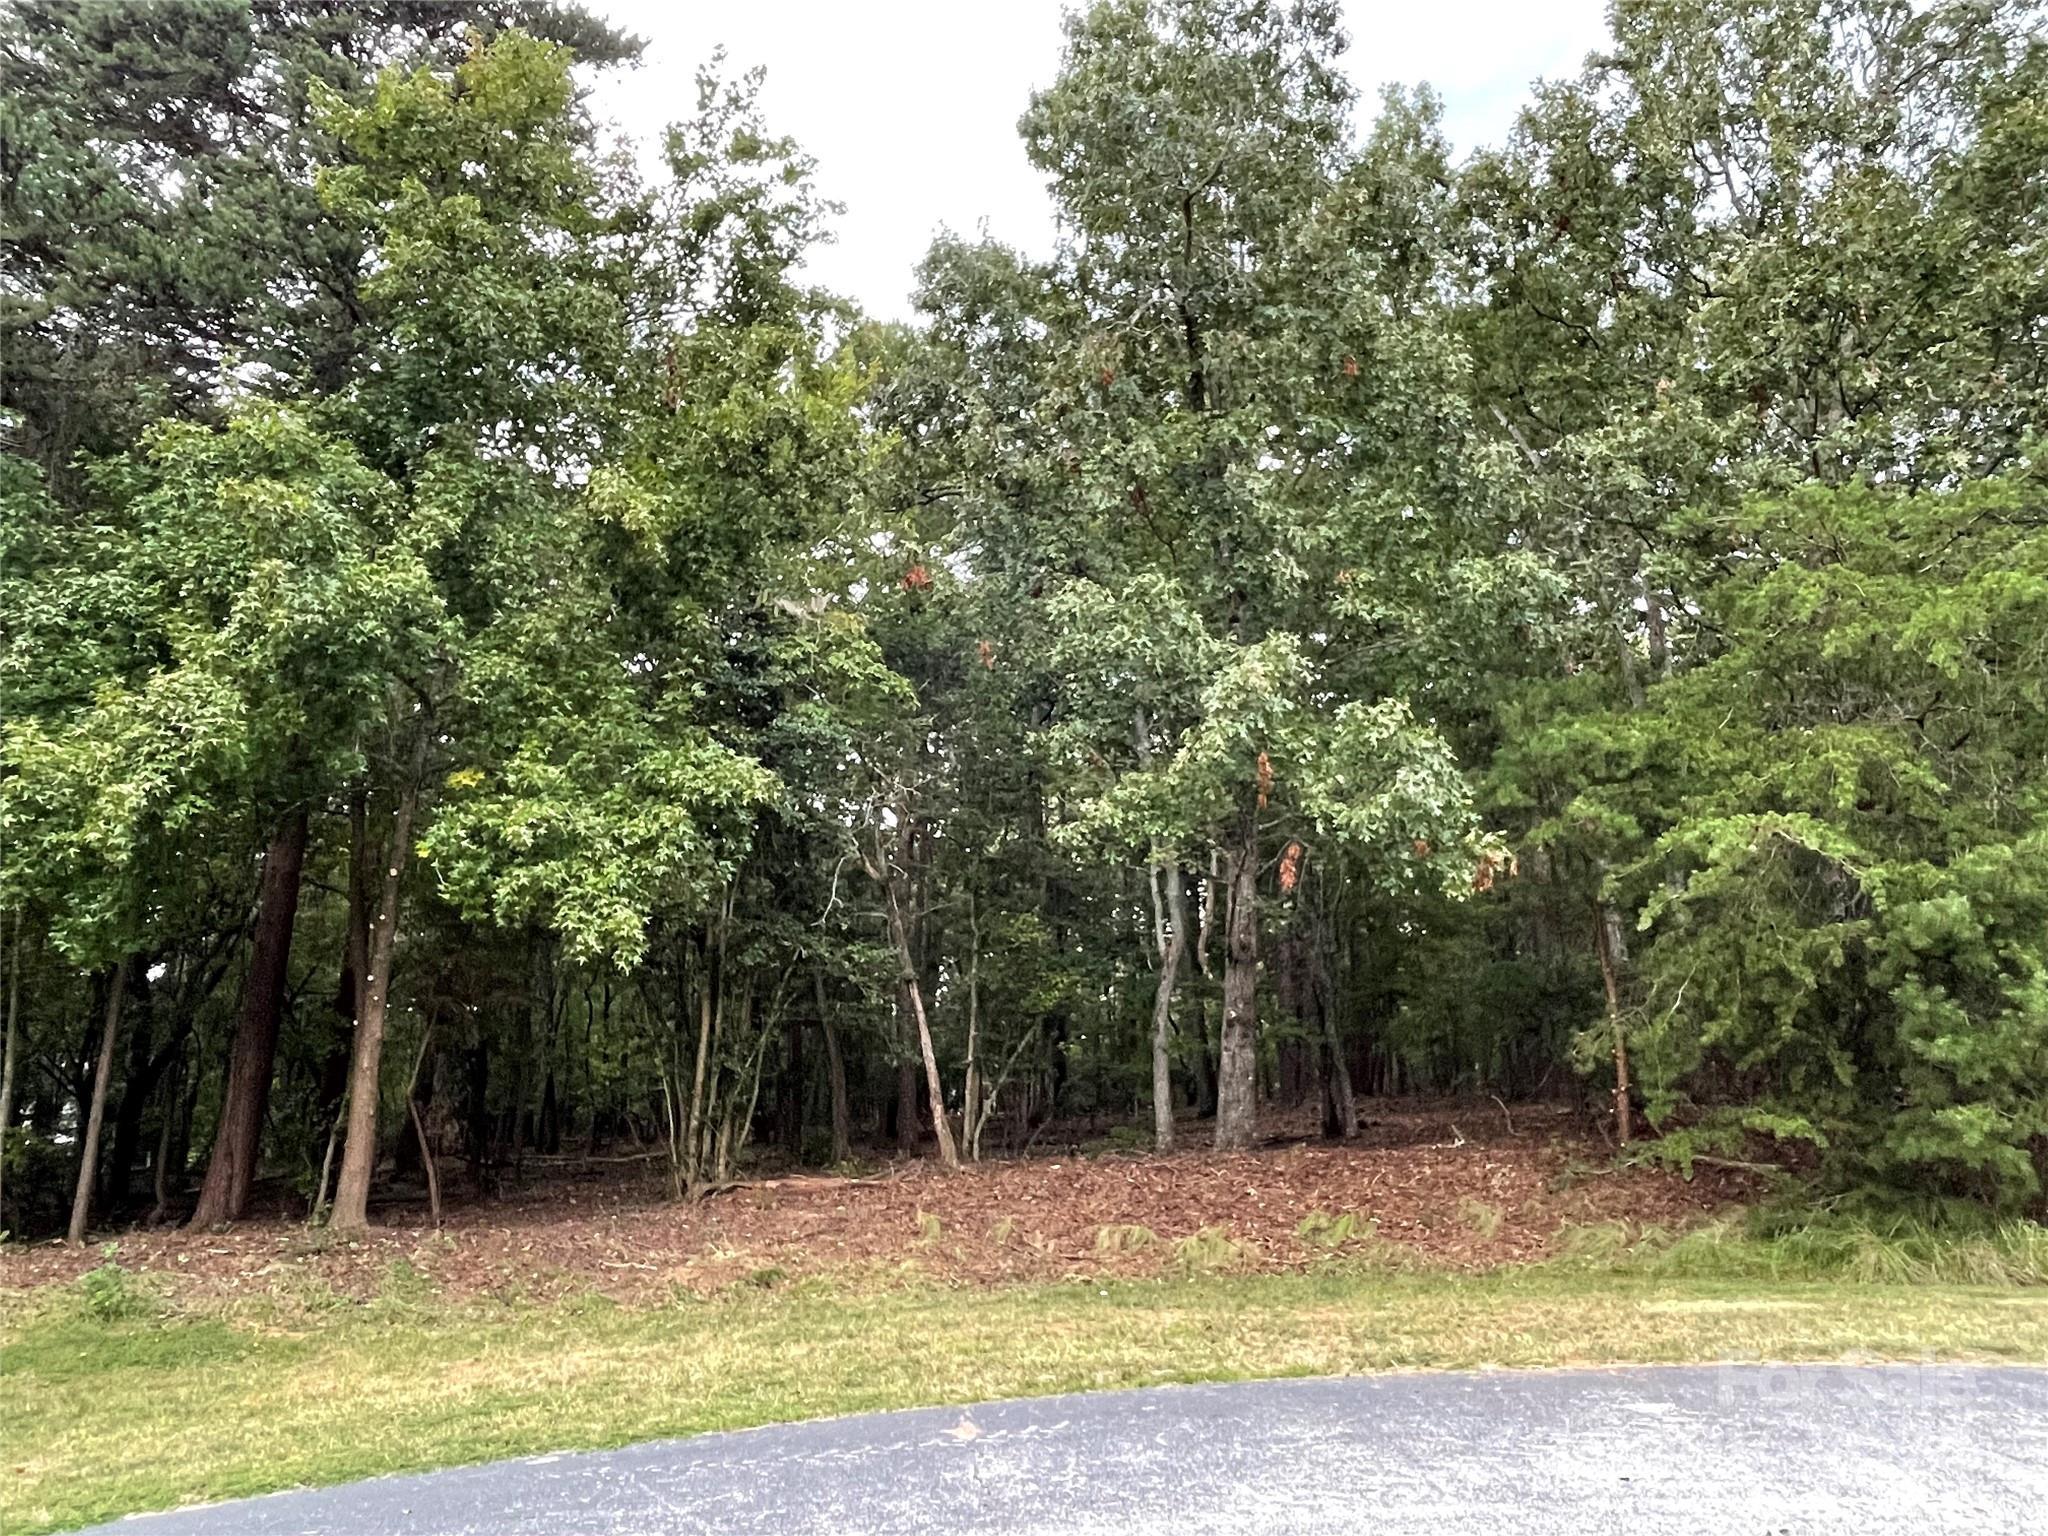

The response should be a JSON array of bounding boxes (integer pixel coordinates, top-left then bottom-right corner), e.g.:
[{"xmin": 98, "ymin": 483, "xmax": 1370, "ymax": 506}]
[{"xmin": 0, "ymin": 1102, "xmax": 1750, "ymax": 1303}]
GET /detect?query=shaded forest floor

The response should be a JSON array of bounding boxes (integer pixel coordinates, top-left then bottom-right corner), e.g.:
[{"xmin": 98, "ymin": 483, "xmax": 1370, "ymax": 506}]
[{"xmin": 2, "ymin": 1101, "xmax": 1751, "ymax": 1302}]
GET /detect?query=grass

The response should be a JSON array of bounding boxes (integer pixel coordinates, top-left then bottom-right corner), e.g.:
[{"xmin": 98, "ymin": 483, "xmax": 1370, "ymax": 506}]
[
  {"xmin": 6, "ymin": 1245, "xmax": 2048, "ymax": 1536},
  {"xmin": 1295, "ymin": 1210, "xmax": 1359, "ymax": 1247},
  {"xmin": 1556, "ymin": 1213, "xmax": 2048, "ymax": 1285},
  {"xmin": 1093, "ymin": 1223, "xmax": 1159, "ymax": 1255},
  {"xmin": 1457, "ymin": 1198, "xmax": 1504, "ymax": 1241},
  {"xmin": 1170, "ymin": 1226, "xmax": 1246, "ymax": 1273}
]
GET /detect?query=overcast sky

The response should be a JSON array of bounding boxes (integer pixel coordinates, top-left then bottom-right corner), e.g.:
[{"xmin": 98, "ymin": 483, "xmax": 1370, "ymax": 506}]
[{"xmin": 590, "ymin": 1, "xmax": 1611, "ymax": 319}]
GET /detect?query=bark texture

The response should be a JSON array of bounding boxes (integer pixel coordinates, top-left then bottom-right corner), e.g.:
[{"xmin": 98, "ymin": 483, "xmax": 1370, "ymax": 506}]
[
  {"xmin": 875, "ymin": 845, "xmax": 958, "ymax": 1168},
  {"xmin": 1594, "ymin": 898, "xmax": 1634, "ymax": 1145},
  {"xmin": 189, "ymin": 810, "xmax": 309, "ymax": 1227},
  {"xmin": 67, "ymin": 957, "xmax": 131, "ymax": 1245},
  {"xmin": 0, "ymin": 917, "xmax": 21, "ymax": 1224},
  {"xmin": 1149, "ymin": 863, "xmax": 1187, "ymax": 1152},
  {"xmin": 330, "ymin": 763, "xmax": 422, "ymax": 1232},
  {"xmin": 1214, "ymin": 807, "xmax": 1261, "ymax": 1151}
]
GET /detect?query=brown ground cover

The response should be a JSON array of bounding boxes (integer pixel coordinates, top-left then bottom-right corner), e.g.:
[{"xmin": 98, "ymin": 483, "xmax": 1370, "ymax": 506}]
[{"xmin": 0, "ymin": 1102, "xmax": 1749, "ymax": 1302}]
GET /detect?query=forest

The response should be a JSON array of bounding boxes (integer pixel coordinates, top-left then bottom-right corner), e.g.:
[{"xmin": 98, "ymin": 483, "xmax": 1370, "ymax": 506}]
[{"xmin": 2, "ymin": 0, "xmax": 2045, "ymax": 1251}]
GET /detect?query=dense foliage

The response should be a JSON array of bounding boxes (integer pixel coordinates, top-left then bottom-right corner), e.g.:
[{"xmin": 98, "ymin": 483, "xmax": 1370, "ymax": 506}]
[{"xmin": 3, "ymin": 0, "xmax": 2043, "ymax": 1239}]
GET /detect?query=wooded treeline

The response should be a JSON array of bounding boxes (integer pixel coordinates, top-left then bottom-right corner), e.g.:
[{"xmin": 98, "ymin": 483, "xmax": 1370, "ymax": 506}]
[{"xmin": 3, "ymin": 0, "xmax": 2044, "ymax": 1240}]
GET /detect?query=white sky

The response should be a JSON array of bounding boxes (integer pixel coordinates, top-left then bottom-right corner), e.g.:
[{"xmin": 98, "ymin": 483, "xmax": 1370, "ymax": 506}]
[{"xmin": 591, "ymin": 1, "xmax": 1611, "ymax": 319}]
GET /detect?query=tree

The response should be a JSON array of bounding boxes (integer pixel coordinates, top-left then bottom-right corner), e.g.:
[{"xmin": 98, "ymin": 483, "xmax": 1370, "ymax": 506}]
[
  {"xmin": 187, "ymin": 813, "xmax": 308, "ymax": 1226},
  {"xmin": 64, "ymin": 958, "xmax": 129, "ymax": 1244},
  {"xmin": 1514, "ymin": 472, "xmax": 2048, "ymax": 1205},
  {"xmin": 6, "ymin": 0, "xmax": 2045, "ymax": 1241},
  {"xmin": 915, "ymin": 0, "xmax": 1522, "ymax": 1148},
  {"xmin": 307, "ymin": 29, "xmax": 657, "ymax": 1230},
  {"xmin": 416, "ymin": 57, "xmax": 873, "ymax": 1195},
  {"xmin": 1457, "ymin": 0, "xmax": 2048, "ymax": 1185},
  {"xmin": 0, "ymin": 0, "xmax": 638, "ymax": 483},
  {"xmin": 3, "ymin": 1, "xmax": 643, "ymax": 1233}
]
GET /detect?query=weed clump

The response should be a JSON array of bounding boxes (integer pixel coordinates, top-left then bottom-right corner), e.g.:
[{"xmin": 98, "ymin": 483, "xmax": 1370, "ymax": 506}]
[
  {"xmin": 1093, "ymin": 1223, "xmax": 1158, "ymax": 1256},
  {"xmin": 373, "ymin": 1256, "xmax": 434, "ymax": 1309},
  {"xmin": 1172, "ymin": 1227, "xmax": 1246, "ymax": 1275},
  {"xmin": 1296, "ymin": 1211, "xmax": 1359, "ymax": 1248},
  {"xmin": 1457, "ymin": 1199, "xmax": 1504, "ymax": 1241},
  {"xmin": 74, "ymin": 1251, "xmax": 159, "ymax": 1323}
]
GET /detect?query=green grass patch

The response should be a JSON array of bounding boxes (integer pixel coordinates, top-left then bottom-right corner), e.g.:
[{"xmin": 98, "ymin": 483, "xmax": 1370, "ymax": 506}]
[
  {"xmin": 1556, "ymin": 1211, "xmax": 2048, "ymax": 1286},
  {"xmin": 70, "ymin": 1253, "xmax": 164, "ymax": 1324},
  {"xmin": 6, "ymin": 1227, "xmax": 2048, "ymax": 1535}
]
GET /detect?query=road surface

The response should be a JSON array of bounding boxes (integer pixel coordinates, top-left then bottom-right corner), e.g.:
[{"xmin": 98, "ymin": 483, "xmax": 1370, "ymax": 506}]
[{"xmin": 76, "ymin": 1363, "xmax": 2048, "ymax": 1534}]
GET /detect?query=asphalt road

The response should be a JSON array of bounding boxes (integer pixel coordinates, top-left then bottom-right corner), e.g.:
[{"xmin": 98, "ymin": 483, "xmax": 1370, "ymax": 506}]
[{"xmin": 77, "ymin": 1363, "xmax": 2047, "ymax": 1535}]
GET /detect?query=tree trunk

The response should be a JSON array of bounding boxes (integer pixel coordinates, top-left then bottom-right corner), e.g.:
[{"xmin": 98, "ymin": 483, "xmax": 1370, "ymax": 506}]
[
  {"xmin": 315, "ymin": 788, "xmax": 371, "ymax": 1207},
  {"xmin": 149, "ymin": 1046, "xmax": 183, "ymax": 1225},
  {"xmin": 781, "ymin": 997, "xmax": 804, "ymax": 1160},
  {"xmin": 685, "ymin": 957, "xmax": 714, "ymax": 1190},
  {"xmin": 108, "ymin": 981, "xmax": 157, "ymax": 1214},
  {"xmin": 1188, "ymin": 994, "xmax": 1214, "ymax": 1116},
  {"xmin": 903, "ymin": 969, "xmax": 958, "ymax": 1168},
  {"xmin": 894, "ymin": 1050, "xmax": 919, "ymax": 1152},
  {"xmin": 311, "ymin": 1099, "xmax": 344, "ymax": 1222},
  {"xmin": 815, "ymin": 971, "xmax": 851, "ymax": 1164},
  {"xmin": 463, "ymin": 1040, "xmax": 491, "ymax": 1194},
  {"xmin": 961, "ymin": 897, "xmax": 982, "ymax": 1162},
  {"xmin": 880, "ymin": 878, "xmax": 957, "ymax": 1169},
  {"xmin": 341, "ymin": 787, "xmax": 371, "ymax": 1018},
  {"xmin": 165, "ymin": 1050, "xmax": 200, "ymax": 1211},
  {"xmin": 1313, "ymin": 932, "xmax": 1357, "ymax": 1139},
  {"xmin": 1276, "ymin": 1031, "xmax": 1311, "ymax": 1107},
  {"xmin": 404, "ymin": 1018, "xmax": 442, "ymax": 1228},
  {"xmin": 1189, "ymin": 854, "xmax": 1219, "ymax": 1118},
  {"xmin": 508, "ymin": 992, "xmax": 532, "ymax": 1182},
  {"xmin": 329, "ymin": 763, "xmax": 423, "ymax": 1233},
  {"xmin": 67, "ymin": 957, "xmax": 131, "ymax": 1245},
  {"xmin": 190, "ymin": 810, "xmax": 309, "ymax": 1227},
  {"xmin": 1214, "ymin": 806, "xmax": 1261, "ymax": 1151},
  {"xmin": 539, "ymin": 1070, "xmax": 560, "ymax": 1155},
  {"xmin": 1195, "ymin": 851, "xmax": 1219, "ymax": 981},
  {"xmin": 409, "ymin": 1096, "xmax": 441, "ymax": 1227},
  {"xmin": 1131, "ymin": 708, "xmax": 1184, "ymax": 1152},
  {"xmin": 0, "ymin": 914, "xmax": 22, "ymax": 1229},
  {"xmin": 1645, "ymin": 586, "xmax": 1671, "ymax": 680},
  {"xmin": 1147, "ymin": 862, "xmax": 1188, "ymax": 1152},
  {"xmin": 1594, "ymin": 898, "xmax": 1633, "ymax": 1145}
]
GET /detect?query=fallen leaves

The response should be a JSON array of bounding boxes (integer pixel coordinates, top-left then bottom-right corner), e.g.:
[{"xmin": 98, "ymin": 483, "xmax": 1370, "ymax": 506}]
[{"xmin": 0, "ymin": 1103, "xmax": 1748, "ymax": 1305}]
